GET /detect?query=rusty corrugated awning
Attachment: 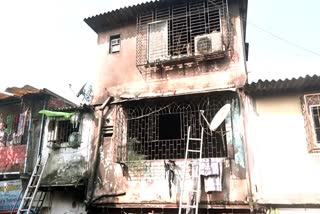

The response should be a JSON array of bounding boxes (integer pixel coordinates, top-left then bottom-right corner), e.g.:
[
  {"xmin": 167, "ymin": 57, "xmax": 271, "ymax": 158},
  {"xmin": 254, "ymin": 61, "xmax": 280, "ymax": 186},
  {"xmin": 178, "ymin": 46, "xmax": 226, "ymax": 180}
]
[
  {"xmin": 111, "ymin": 87, "xmax": 237, "ymax": 104},
  {"xmin": 245, "ymin": 74, "xmax": 320, "ymax": 96},
  {"xmin": 5, "ymin": 85, "xmax": 40, "ymax": 97},
  {"xmin": 0, "ymin": 85, "xmax": 76, "ymax": 107}
]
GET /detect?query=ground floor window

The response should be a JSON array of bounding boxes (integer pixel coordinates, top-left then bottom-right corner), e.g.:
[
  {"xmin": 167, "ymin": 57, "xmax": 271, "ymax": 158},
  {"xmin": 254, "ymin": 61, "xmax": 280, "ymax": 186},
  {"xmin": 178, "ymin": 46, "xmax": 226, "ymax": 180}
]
[{"xmin": 115, "ymin": 92, "xmax": 235, "ymax": 162}]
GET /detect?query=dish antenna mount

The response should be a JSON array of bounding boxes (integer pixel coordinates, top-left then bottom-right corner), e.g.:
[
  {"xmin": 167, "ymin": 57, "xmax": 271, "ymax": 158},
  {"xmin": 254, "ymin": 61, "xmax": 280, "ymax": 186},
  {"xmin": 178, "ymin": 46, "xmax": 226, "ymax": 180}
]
[
  {"xmin": 200, "ymin": 103, "xmax": 231, "ymax": 154},
  {"xmin": 77, "ymin": 82, "xmax": 93, "ymax": 103},
  {"xmin": 200, "ymin": 103, "xmax": 231, "ymax": 131}
]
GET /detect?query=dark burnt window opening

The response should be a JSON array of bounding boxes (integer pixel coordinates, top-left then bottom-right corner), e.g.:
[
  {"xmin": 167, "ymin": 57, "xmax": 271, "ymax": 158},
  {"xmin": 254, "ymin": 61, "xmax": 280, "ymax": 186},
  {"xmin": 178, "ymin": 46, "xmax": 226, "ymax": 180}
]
[
  {"xmin": 159, "ymin": 113, "xmax": 181, "ymax": 140},
  {"xmin": 117, "ymin": 93, "xmax": 235, "ymax": 162}
]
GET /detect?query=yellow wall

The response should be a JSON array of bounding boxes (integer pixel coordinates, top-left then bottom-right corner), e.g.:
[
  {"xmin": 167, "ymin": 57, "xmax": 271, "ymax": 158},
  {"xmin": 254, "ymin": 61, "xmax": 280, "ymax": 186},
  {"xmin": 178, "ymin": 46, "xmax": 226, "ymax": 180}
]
[{"xmin": 246, "ymin": 94, "xmax": 320, "ymax": 204}]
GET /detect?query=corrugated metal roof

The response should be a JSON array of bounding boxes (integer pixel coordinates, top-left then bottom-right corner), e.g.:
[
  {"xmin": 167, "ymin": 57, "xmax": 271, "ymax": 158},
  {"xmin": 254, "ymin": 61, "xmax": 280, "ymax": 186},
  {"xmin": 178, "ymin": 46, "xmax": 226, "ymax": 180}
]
[
  {"xmin": 5, "ymin": 85, "xmax": 40, "ymax": 97},
  {"xmin": 51, "ymin": 104, "xmax": 94, "ymax": 112},
  {"xmin": 85, "ymin": 0, "xmax": 246, "ymax": 33},
  {"xmin": 0, "ymin": 92, "xmax": 15, "ymax": 100},
  {"xmin": 84, "ymin": 0, "xmax": 162, "ymax": 33},
  {"xmin": 85, "ymin": 0, "xmax": 248, "ymax": 34},
  {"xmin": 0, "ymin": 85, "xmax": 76, "ymax": 107},
  {"xmin": 245, "ymin": 74, "xmax": 320, "ymax": 96}
]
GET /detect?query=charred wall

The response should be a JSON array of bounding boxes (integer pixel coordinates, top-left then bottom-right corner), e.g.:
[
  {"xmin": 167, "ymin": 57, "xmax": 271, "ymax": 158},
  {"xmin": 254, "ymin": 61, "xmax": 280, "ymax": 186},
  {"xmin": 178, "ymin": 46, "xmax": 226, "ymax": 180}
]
[{"xmin": 92, "ymin": 0, "xmax": 247, "ymax": 104}]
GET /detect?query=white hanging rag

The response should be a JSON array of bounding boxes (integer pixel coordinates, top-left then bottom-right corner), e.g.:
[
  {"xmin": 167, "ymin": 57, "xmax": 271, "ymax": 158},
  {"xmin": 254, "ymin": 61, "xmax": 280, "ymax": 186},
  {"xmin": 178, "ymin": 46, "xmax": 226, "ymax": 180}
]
[
  {"xmin": 199, "ymin": 158, "xmax": 220, "ymax": 176},
  {"xmin": 199, "ymin": 158, "xmax": 223, "ymax": 192}
]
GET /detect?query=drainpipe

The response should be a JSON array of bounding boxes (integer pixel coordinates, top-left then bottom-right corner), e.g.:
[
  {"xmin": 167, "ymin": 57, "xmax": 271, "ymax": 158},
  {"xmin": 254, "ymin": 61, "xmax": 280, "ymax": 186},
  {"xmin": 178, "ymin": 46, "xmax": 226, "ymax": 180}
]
[
  {"xmin": 23, "ymin": 110, "xmax": 32, "ymax": 173},
  {"xmin": 237, "ymin": 89, "xmax": 254, "ymax": 212},
  {"xmin": 86, "ymin": 97, "xmax": 113, "ymax": 205},
  {"xmin": 36, "ymin": 98, "xmax": 48, "ymax": 157}
]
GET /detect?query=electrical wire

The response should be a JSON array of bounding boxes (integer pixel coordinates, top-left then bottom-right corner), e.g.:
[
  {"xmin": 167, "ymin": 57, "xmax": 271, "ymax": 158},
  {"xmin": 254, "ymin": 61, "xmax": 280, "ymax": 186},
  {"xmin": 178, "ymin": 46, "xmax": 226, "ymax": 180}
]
[
  {"xmin": 248, "ymin": 22, "xmax": 320, "ymax": 57},
  {"xmin": 127, "ymin": 103, "xmax": 173, "ymax": 120}
]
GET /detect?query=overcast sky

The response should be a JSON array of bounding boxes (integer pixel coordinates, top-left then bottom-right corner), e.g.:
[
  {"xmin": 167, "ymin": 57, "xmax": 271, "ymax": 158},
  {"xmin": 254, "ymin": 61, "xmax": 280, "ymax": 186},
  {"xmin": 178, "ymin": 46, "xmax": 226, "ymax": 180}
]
[{"xmin": 0, "ymin": 0, "xmax": 319, "ymax": 103}]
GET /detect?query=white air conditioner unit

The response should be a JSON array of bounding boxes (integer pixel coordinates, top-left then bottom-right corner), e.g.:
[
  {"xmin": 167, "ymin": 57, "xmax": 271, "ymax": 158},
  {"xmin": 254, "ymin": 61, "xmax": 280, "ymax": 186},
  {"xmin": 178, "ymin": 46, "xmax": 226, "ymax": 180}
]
[
  {"xmin": 111, "ymin": 38, "xmax": 120, "ymax": 46},
  {"xmin": 110, "ymin": 38, "xmax": 120, "ymax": 53},
  {"xmin": 194, "ymin": 32, "xmax": 223, "ymax": 56}
]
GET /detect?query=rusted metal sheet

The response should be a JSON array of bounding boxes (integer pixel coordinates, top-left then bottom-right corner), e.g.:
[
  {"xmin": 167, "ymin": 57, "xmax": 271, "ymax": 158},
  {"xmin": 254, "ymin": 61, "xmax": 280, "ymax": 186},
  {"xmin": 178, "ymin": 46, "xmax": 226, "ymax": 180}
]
[
  {"xmin": 0, "ymin": 93, "xmax": 14, "ymax": 100},
  {"xmin": 2, "ymin": 85, "xmax": 76, "ymax": 107},
  {"xmin": 5, "ymin": 85, "xmax": 40, "ymax": 97}
]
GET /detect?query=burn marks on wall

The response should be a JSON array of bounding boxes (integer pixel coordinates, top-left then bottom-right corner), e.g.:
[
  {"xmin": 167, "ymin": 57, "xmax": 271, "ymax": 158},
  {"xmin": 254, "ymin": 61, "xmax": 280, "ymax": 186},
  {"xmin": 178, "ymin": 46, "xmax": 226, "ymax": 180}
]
[{"xmin": 115, "ymin": 92, "xmax": 235, "ymax": 162}]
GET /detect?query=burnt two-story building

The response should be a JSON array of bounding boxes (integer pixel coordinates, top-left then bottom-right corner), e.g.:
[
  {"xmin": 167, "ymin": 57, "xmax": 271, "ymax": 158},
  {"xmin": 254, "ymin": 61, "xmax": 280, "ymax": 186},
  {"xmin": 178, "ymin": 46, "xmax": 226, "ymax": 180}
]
[{"xmin": 84, "ymin": 0, "xmax": 250, "ymax": 213}]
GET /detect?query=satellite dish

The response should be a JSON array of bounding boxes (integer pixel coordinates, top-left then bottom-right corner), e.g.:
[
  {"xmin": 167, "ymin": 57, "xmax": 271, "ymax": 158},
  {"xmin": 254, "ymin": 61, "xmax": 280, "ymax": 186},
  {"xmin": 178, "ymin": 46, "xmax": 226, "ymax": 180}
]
[
  {"xmin": 77, "ymin": 83, "xmax": 87, "ymax": 97},
  {"xmin": 76, "ymin": 82, "xmax": 93, "ymax": 103},
  {"xmin": 209, "ymin": 103, "xmax": 231, "ymax": 131}
]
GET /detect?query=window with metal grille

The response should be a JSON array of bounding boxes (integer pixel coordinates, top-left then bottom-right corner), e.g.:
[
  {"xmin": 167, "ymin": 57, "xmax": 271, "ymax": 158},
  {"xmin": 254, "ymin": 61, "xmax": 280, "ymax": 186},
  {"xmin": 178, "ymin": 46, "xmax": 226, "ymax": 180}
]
[
  {"xmin": 115, "ymin": 92, "xmax": 235, "ymax": 162},
  {"xmin": 136, "ymin": 0, "xmax": 229, "ymax": 79},
  {"xmin": 48, "ymin": 119, "xmax": 79, "ymax": 144}
]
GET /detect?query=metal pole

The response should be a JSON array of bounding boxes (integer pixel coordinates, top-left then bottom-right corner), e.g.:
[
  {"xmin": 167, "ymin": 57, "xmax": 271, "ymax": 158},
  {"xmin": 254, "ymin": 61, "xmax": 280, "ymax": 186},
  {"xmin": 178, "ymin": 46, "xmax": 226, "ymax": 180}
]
[
  {"xmin": 23, "ymin": 110, "xmax": 32, "ymax": 173},
  {"xmin": 37, "ymin": 98, "xmax": 47, "ymax": 157}
]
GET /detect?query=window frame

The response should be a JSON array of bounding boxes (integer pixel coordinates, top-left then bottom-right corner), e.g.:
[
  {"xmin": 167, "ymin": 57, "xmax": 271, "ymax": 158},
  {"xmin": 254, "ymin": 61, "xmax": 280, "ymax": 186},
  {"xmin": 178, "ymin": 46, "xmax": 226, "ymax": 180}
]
[
  {"xmin": 303, "ymin": 93, "xmax": 320, "ymax": 152},
  {"xmin": 147, "ymin": 20, "xmax": 169, "ymax": 63},
  {"xmin": 109, "ymin": 34, "xmax": 121, "ymax": 54},
  {"xmin": 47, "ymin": 117, "xmax": 80, "ymax": 146}
]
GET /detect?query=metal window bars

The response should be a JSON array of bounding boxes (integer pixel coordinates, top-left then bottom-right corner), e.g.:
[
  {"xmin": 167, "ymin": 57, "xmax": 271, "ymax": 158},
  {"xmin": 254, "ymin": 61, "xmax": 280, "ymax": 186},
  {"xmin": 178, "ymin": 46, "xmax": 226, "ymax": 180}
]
[
  {"xmin": 136, "ymin": 0, "xmax": 231, "ymax": 80},
  {"xmin": 114, "ymin": 92, "xmax": 235, "ymax": 165}
]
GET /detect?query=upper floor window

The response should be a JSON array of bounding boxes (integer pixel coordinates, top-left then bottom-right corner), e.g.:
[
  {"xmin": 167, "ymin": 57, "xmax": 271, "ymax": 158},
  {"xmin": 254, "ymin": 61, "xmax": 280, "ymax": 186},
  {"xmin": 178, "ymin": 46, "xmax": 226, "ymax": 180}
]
[
  {"xmin": 0, "ymin": 110, "xmax": 30, "ymax": 147},
  {"xmin": 110, "ymin": 34, "xmax": 121, "ymax": 54},
  {"xmin": 136, "ymin": 0, "xmax": 230, "ymax": 80}
]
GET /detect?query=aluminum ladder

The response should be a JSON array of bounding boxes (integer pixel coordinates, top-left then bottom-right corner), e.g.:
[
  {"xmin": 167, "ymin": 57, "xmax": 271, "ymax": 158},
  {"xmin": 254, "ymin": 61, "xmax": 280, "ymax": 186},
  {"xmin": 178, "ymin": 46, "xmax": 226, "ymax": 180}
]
[
  {"xmin": 179, "ymin": 126, "xmax": 204, "ymax": 214},
  {"xmin": 17, "ymin": 155, "xmax": 49, "ymax": 214}
]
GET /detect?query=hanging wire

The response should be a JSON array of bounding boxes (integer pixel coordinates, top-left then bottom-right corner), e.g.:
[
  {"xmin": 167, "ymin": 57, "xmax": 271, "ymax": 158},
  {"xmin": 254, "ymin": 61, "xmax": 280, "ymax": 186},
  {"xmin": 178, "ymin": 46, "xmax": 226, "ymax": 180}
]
[{"xmin": 127, "ymin": 103, "xmax": 173, "ymax": 120}]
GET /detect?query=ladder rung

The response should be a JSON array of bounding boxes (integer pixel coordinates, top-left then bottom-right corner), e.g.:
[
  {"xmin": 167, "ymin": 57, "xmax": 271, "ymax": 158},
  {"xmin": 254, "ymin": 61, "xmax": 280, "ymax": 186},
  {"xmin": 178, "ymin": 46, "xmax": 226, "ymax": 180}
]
[
  {"xmin": 184, "ymin": 189, "xmax": 198, "ymax": 193},
  {"xmin": 189, "ymin": 138, "xmax": 202, "ymax": 141},
  {"xmin": 18, "ymin": 155, "xmax": 50, "ymax": 213},
  {"xmin": 188, "ymin": 149, "xmax": 201, "ymax": 153},
  {"xmin": 182, "ymin": 204, "xmax": 197, "ymax": 208},
  {"xmin": 24, "ymin": 197, "xmax": 32, "ymax": 199}
]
